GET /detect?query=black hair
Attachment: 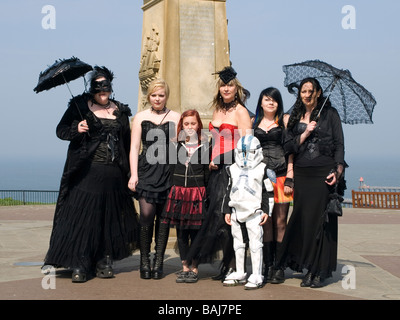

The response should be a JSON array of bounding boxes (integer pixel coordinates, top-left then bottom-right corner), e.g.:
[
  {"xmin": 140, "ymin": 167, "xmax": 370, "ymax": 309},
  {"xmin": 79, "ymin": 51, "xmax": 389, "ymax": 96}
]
[
  {"xmin": 287, "ymin": 77, "xmax": 331, "ymax": 129},
  {"xmin": 253, "ymin": 87, "xmax": 284, "ymax": 128}
]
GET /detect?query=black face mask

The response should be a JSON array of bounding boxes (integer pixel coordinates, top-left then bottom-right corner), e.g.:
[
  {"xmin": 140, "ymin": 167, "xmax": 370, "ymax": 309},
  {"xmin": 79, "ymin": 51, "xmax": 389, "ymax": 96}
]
[{"xmin": 90, "ymin": 79, "xmax": 112, "ymax": 93}]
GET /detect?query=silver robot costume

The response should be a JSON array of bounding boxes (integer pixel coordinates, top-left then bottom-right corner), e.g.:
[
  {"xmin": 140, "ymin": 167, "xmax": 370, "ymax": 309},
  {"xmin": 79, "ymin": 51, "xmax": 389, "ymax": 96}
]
[{"xmin": 224, "ymin": 135, "xmax": 275, "ymax": 289}]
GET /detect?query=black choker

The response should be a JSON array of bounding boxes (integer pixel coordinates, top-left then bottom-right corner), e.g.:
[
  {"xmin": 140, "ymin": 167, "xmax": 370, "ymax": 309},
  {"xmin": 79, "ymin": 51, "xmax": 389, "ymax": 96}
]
[
  {"xmin": 151, "ymin": 106, "xmax": 167, "ymax": 114},
  {"xmin": 221, "ymin": 99, "xmax": 238, "ymax": 112}
]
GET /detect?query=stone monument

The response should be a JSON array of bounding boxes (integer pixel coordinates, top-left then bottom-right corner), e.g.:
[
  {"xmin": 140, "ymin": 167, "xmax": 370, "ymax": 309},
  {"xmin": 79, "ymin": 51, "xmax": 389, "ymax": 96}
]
[{"xmin": 138, "ymin": 0, "xmax": 230, "ymax": 123}]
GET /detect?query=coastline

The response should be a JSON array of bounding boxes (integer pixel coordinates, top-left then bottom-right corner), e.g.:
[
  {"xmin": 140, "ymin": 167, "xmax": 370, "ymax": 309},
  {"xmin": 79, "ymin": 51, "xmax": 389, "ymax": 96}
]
[{"xmin": 1, "ymin": 156, "xmax": 399, "ymax": 200}]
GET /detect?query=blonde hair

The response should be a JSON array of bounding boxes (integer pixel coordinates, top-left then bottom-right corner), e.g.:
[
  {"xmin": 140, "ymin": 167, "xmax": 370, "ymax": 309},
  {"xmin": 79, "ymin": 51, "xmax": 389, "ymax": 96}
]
[
  {"xmin": 212, "ymin": 77, "xmax": 246, "ymax": 111},
  {"xmin": 146, "ymin": 78, "xmax": 170, "ymax": 104}
]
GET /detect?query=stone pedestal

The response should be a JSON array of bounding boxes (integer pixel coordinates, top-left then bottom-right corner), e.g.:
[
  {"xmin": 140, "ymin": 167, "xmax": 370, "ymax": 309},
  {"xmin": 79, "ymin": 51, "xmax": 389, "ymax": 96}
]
[{"xmin": 138, "ymin": 0, "xmax": 230, "ymax": 124}]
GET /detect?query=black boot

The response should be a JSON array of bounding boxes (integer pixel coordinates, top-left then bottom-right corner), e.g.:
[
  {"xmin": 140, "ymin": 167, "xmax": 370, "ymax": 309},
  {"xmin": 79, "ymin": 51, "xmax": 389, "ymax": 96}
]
[
  {"xmin": 263, "ymin": 242, "xmax": 274, "ymax": 283},
  {"xmin": 300, "ymin": 271, "xmax": 313, "ymax": 287},
  {"xmin": 310, "ymin": 275, "xmax": 325, "ymax": 288},
  {"xmin": 72, "ymin": 268, "xmax": 87, "ymax": 283},
  {"xmin": 271, "ymin": 242, "xmax": 285, "ymax": 284},
  {"xmin": 139, "ymin": 225, "xmax": 153, "ymax": 279},
  {"xmin": 152, "ymin": 222, "xmax": 170, "ymax": 279},
  {"xmin": 96, "ymin": 255, "xmax": 114, "ymax": 278}
]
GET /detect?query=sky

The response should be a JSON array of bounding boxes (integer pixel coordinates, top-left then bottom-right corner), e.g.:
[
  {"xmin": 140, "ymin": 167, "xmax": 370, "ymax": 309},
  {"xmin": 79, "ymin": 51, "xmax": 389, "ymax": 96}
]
[{"xmin": 1, "ymin": 0, "xmax": 399, "ymax": 190}]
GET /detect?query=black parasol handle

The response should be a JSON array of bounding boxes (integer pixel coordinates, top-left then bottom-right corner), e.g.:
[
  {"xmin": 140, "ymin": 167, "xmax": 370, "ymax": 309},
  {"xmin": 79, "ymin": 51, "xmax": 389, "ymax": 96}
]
[
  {"xmin": 317, "ymin": 77, "xmax": 339, "ymax": 119},
  {"xmin": 61, "ymin": 73, "xmax": 84, "ymax": 120},
  {"xmin": 61, "ymin": 73, "xmax": 91, "ymax": 137}
]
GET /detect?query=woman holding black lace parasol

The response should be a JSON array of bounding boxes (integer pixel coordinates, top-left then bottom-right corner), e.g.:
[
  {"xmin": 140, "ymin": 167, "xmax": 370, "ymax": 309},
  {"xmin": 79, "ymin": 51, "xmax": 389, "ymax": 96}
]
[
  {"xmin": 277, "ymin": 77, "xmax": 346, "ymax": 288},
  {"xmin": 43, "ymin": 66, "xmax": 139, "ymax": 283}
]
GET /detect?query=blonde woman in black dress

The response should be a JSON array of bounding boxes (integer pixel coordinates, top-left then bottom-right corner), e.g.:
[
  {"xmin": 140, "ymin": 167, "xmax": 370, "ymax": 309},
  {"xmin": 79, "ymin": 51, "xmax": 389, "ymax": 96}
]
[{"xmin": 128, "ymin": 79, "xmax": 180, "ymax": 279}]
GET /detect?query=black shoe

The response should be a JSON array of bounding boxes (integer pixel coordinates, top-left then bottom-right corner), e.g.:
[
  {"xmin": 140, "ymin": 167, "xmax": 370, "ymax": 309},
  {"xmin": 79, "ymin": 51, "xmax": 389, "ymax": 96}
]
[
  {"xmin": 212, "ymin": 267, "xmax": 234, "ymax": 281},
  {"xmin": 72, "ymin": 268, "xmax": 87, "ymax": 283},
  {"xmin": 96, "ymin": 256, "xmax": 114, "ymax": 278},
  {"xmin": 310, "ymin": 275, "xmax": 325, "ymax": 288},
  {"xmin": 176, "ymin": 271, "xmax": 188, "ymax": 283},
  {"xmin": 300, "ymin": 272, "xmax": 313, "ymax": 287},
  {"xmin": 271, "ymin": 268, "xmax": 285, "ymax": 284},
  {"xmin": 141, "ymin": 268, "xmax": 152, "ymax": 279},
  {"xmin": 185, "ymin": 271, "xmax": 198, "ymax": 283},
  {"xmin": 211, "ymin": 268, "xmax": 226, "ymax": 281},
  {"xmin": 152, "ymin": 268, "xmax": 163, "ymax": 279}
]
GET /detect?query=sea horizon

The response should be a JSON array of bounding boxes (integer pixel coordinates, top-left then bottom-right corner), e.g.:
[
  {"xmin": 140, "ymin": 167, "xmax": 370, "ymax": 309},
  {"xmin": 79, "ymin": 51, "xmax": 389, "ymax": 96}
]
[{"xmin": 1, "ymin": 155, "xmax": 399, "ymax": 200}]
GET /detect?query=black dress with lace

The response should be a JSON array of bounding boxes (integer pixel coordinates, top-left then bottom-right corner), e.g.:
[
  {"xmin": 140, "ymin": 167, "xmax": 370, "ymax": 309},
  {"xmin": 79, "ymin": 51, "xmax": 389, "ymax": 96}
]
[
  {"xmin": 133, "ymin": 120, "xmax": 176, "ymax": 203},
  {"xmin": 45, "ymin": 104, "xmax": 139, "ymax": 273},
  {"xmin": 278, "ymin": 108, "xmax": 345, "ymax": 279}
]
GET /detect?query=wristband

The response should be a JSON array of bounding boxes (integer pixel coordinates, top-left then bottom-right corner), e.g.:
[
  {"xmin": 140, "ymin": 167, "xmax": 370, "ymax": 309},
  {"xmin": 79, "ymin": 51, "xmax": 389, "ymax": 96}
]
[{"xmin": 284, "ymin": 177, "xmax": 294, "ymax": 188}]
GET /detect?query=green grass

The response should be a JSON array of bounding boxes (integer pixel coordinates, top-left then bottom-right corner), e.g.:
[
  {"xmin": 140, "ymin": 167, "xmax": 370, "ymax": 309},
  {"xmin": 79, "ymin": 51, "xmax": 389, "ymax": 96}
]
[{"xmin": 0, "ymin": 198, "xmax": 56, "ymax": 206}]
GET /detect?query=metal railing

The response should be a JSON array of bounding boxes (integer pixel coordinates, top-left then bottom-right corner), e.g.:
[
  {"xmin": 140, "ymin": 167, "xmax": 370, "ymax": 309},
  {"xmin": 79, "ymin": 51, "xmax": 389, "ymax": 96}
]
[
  {"xmin": 0, "ymin": 190, "xmax": 59, "ymax": 206},
  {"xmin": 0, "ymin": 189, "xmax": 354, "ymax": 208}
]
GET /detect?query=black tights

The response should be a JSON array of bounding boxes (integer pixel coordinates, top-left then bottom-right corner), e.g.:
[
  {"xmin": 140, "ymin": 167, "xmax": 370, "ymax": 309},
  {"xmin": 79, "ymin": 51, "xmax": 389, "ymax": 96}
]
[
  {"xmin": 263, "ymin": 202, "xmax": 290, "ymax": 243},
  {"xmin": 138, "ymin": 198, "xmax": 165, "ymax": 227}
]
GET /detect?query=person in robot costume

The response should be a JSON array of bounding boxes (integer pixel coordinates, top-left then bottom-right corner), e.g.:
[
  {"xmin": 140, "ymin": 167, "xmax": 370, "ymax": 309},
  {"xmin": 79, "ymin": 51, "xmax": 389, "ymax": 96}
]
[{"xmin": 223, "ymin": 134, "xmax": 275, "ymax": 289}]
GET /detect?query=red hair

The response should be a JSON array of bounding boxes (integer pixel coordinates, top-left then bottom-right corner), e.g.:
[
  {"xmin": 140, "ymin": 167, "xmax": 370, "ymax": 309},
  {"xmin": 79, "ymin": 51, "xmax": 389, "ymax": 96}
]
[{"xmin": 177, "ymin": 109, "xmax": 204, "ymax": 144}]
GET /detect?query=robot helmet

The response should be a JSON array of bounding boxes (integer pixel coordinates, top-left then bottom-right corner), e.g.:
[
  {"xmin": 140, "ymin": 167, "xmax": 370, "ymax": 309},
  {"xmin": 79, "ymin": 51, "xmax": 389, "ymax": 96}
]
[{"xmin": 234, "ymin": 135, "xmax": 263, "ymax": 168}]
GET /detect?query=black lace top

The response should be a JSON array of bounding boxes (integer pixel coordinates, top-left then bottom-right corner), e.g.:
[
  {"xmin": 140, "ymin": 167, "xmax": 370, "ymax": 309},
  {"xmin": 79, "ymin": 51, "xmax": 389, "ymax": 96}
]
[
  {"xmin": 254, "ymin": 126, "xmax": 287, "ymax": 176},
  {"xmin": 92, "ymin": 118, "xmax": 121, "ymax": 164}
]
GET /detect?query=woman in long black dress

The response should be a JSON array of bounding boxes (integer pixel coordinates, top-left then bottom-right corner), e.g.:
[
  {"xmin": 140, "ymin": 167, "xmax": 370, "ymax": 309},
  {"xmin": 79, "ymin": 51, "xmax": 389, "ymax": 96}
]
[
  {"xmin": 128, "ymin": 79, "xmax": 180, "ymax": 279},
  {"xmin": 44, "ymin": 66, "xmax": 139, "ymax": 283},
  {"xmin": 278, "ymin": 77, "xmax": 345, "ymax": 288}
]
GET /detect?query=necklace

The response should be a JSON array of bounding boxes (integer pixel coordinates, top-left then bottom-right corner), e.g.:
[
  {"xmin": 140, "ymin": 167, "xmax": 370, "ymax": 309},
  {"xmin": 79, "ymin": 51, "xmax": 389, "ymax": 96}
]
[
  {"xmin": 151, "ymin": 106, "xmax": 167, "ymax": 114},
  {"xmin": 262, "ymin": 118, "xmax": 277, "ymax": 131},
  {"xmin": 221, "ymin": 99, "xmax": 238, "ymax": 113},
  {"xmin": 91, "ymin": 99, "xmax": 112, "ymax": 114}
]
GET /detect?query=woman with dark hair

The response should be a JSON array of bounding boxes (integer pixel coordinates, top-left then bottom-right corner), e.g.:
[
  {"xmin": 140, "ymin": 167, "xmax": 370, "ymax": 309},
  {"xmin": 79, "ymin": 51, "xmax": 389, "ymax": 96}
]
[
  {"xmin": 253, "ymin": 87, "xmax": 293, "ymax": 284},
  {"xmin": 44, "ymin": 66, "xmax": 139, "ymax": 282},
  {"xmin": 278, "ymin": 77, "xmax": 345, "ymax": 288},
  {"xmin": 161, "ymin": 109, "xmax": 210, "ymax": 283}
]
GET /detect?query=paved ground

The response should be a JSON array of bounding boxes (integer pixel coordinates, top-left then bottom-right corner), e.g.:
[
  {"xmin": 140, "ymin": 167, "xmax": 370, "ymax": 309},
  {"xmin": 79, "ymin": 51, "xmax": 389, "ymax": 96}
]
[{"xmin": 1, "ymin": 205, "xmax": 400, "ymax": 306}]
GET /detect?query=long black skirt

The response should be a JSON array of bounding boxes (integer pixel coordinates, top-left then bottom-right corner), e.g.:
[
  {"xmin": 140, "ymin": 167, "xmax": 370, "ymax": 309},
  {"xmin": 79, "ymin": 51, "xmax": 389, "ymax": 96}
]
[
  {"xmin": 44, "ymin": 162, "xmax": 139, "ymax": 272},
  {"xmin": 278, "ymin": 165, "xmax": 338, "ymax": 279}
]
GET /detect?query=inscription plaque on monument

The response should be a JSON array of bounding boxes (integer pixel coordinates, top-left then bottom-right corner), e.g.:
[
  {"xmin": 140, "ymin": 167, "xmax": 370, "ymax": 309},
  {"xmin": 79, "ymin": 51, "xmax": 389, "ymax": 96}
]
[{"xmin": 138, "ymin": 0, "xmax": 230, "ymax": 123}]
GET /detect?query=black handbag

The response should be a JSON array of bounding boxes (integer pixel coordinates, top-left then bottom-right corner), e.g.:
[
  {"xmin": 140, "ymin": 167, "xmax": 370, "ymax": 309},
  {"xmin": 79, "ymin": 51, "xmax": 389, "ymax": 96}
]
[{"xmin": 325, "ymin": 185, "xmax": 343, "ymax": 217}]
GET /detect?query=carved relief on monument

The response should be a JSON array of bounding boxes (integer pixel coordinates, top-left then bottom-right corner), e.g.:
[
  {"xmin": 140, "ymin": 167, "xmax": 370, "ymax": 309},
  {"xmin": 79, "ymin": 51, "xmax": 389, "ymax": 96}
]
[{"xmin": 138, "ymin": 24, "xmax": 161, "ymax": 107}]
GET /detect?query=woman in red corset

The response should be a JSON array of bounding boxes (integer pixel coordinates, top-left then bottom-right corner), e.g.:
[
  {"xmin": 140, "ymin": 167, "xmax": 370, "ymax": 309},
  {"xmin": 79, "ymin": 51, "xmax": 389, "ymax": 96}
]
[{"xmin": 185, "ymin": 66, "xmax": 252, "ymax": 281}]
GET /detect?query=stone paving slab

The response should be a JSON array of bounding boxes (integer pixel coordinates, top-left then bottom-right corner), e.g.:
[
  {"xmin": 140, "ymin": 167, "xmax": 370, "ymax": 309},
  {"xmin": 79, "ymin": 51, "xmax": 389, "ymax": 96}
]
[{"xmin": 0, "ymin": 205, "xmax": 400, "ymax": 302}]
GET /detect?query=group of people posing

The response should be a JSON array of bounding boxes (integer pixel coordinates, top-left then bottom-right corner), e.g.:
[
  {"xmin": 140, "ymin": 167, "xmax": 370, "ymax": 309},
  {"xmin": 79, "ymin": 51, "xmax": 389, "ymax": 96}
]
[{"xmin": 43, "ymin": 65, "xmax": 345, "ymax": 290}]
